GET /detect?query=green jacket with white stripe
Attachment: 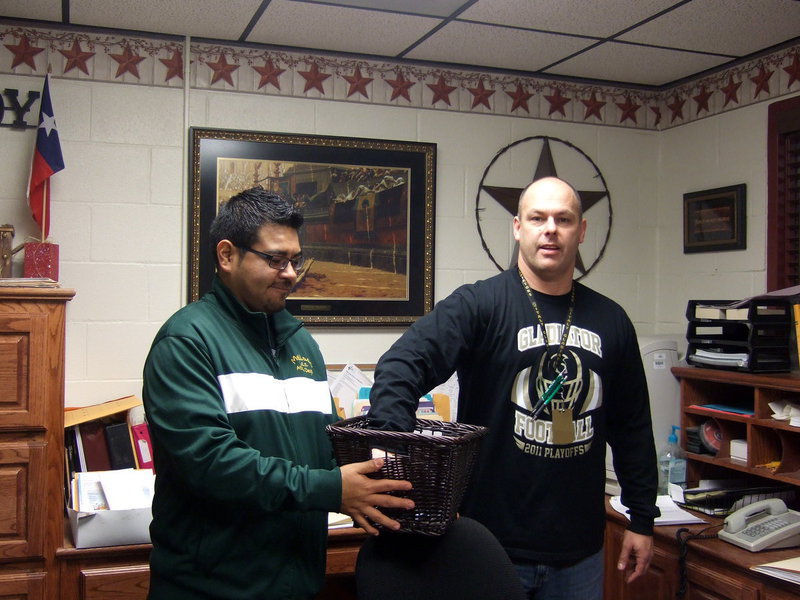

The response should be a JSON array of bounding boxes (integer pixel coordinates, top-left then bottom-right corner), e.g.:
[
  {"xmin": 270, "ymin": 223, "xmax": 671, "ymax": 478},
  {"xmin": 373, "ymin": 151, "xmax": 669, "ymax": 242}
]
[{"xmin": 142, "ymin": 276, "xmax": 341, "ymax": 600}]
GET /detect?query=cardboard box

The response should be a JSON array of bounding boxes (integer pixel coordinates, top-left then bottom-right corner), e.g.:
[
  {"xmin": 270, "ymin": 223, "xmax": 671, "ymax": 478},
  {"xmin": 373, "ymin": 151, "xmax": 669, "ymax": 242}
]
[{"xmin": 67, "ymin": 506, "xmax": 152, "ymax": 549}]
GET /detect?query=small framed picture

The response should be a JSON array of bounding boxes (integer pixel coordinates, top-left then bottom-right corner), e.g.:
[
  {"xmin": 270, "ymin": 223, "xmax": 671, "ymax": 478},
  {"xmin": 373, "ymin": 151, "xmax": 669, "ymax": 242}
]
[{"xmin": 683, "ymin": 184, "xmax": 746, "ymax": 253}]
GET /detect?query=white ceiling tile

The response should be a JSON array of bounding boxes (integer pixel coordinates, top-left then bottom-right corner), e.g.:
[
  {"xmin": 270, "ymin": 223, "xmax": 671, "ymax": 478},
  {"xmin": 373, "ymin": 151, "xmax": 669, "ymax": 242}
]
[
  {"xmin": 545, "ymin": 41, "xmax": 731, "ymax": 87},
  {"xmin": 619, "ymin": 0, "xmax": 800, "ymax": 56},
  {"xmin": 70, "ymin": 0, "xmax": 264, "ymax": 40},
  {"xmin": 460, "ymin": 0, "xmax": 680, "ymax": 37},
  {"xmin": 248, "ymin": 0, "xmax": 438, "ymax": 55},
  {"xmin": 0, "ymin": 0, "xmax": 62, "ymax": 21},
  {"xmin": 302, "ymin": 0, "xmax": 466, "ymax": 18},
  {"xmin": 1, "ymin": 0, "xmax": 798, "ymax": 87},
  {"xmin": 406, "ymin": 21, "xmax": 595, "ymax": 72}
]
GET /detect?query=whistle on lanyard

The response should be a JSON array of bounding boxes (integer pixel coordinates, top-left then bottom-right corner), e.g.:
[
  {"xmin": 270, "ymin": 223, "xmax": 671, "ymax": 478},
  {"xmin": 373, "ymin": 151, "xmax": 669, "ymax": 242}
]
[{"xmin": 531, "ymin": 366, "xmax": 567, "ymax": 420}]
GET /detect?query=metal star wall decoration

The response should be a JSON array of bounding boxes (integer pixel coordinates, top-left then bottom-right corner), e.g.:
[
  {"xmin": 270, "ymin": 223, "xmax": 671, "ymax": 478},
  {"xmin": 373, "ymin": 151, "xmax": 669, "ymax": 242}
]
[{"xmin": 476, "ymin": 136, "xmax": 612, "ymax": 279}]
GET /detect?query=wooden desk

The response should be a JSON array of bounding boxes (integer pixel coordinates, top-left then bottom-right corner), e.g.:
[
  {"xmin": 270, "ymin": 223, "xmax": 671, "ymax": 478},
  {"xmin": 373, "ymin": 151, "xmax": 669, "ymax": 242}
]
[
  {"xmin": 56, "ymin": 527, "xmax": 367, "ymax": 600},
  {"xmin": 604, "ymin": 497, "xmax": 800, "ymax": 600},
  {"xmin": 56, "ymin": 501, "xmax": 800, "ymax": 599}
]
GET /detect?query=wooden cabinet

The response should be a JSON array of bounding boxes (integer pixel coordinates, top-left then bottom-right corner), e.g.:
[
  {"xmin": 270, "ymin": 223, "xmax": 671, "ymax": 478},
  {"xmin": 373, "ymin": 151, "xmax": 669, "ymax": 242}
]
[
  {"xmin": 58, "ymin": 545, "xmax": 151, "ymax": 600},
  {"xmin": 56, "ymin": 529, "xmax": 363, "ymax": 600},
  {"xmin": 603, "ymin": 516, "xmax": 678, "ymax": 599},
  {"xmin": 0, "ymin": 287, "xmax": 74, "ymax": 600},
  {"xmin": 604, "ymin": 500, "xmax": 800, "ymax": 600},
  {"xmin": 672, "ymin": 367, "xmax": 800, "ymax": 488}
]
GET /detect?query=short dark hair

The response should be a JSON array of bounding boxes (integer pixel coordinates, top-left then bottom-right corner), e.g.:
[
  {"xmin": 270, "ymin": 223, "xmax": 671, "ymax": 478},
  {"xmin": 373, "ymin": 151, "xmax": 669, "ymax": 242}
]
[{"xmin": 209, "ymin": 186, "xmax": 304, "ymax": 267}]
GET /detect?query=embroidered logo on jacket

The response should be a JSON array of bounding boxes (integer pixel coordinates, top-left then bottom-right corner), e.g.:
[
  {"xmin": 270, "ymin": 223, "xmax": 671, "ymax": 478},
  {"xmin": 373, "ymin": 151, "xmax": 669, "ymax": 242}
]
[{"xmin": 291, "ymin": 354, "xmax": 314, "ymax": 375}]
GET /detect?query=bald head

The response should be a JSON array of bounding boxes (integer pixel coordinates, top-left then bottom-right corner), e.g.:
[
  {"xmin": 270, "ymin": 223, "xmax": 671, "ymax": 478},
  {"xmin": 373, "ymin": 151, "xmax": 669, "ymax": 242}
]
[
  {"xmin": 518, "ymin": 177, "xmax": 582, "ymax": 219},
  {"xmin": 513, "ymin": 176, "xmax": 587, "ymax": 294}
]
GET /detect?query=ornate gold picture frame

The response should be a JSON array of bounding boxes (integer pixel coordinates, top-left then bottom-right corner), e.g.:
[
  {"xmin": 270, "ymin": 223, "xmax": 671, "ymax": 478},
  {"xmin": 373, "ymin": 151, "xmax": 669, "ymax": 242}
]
[{"xmin": 189, "ymin": 128, "xmax": 436, "ymax": 325}]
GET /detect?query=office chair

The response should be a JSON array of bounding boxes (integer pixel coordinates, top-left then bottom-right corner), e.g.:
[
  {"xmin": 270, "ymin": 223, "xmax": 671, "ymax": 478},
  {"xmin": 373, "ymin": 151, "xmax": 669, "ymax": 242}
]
[{"xmin": 355, "ymin": 517, "xmax": 527, "ymax": 600}]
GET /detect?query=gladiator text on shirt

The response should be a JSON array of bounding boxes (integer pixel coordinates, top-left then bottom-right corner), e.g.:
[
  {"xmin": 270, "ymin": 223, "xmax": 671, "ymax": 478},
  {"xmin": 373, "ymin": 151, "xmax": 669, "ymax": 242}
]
[{"xmin": 517, "ymin": 324, "xmax": 603, "ymax": 357}]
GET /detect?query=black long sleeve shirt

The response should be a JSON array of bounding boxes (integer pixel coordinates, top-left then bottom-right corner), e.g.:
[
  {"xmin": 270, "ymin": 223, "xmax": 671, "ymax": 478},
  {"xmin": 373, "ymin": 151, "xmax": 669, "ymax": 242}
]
[{"xmin": 368, "ymin": 269, "xmax": 659, "ymax": 565}]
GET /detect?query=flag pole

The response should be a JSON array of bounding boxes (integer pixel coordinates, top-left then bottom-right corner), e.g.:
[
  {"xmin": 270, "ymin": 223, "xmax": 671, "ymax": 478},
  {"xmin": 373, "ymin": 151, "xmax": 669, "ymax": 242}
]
[
  {"xmin": 41, "ymin": 178, "xmax": 47, "ymax": 242},
  {"xmin": 43, "ymin": 65, "xmax": 51, "ymax": 244}
]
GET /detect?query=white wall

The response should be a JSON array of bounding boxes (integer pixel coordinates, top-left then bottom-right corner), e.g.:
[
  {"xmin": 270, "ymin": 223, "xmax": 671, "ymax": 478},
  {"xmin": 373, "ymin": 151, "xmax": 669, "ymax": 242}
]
[
  {"xmin": 1, "ymin": 69, "xmax": 796, "ymax": 407},
  {"xmin": 655, "ymin": 99, "xmax": 796, "ymax": 333}
]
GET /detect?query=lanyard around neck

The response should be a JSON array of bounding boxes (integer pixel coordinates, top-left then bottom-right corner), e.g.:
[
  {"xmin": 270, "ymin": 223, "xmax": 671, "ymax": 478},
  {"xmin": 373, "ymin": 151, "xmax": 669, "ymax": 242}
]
[{"xmin": 518, "ymin": 269, "xmax": 575, "ymax": 371}]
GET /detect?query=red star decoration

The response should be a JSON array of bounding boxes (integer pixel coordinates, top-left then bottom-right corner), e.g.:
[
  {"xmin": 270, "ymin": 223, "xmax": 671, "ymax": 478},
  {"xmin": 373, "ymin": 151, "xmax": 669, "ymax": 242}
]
[
  {"xmin": 58, "ymin": 39, "xmax": 94, "ymax": 75},
  {"xmin": 616, "ymin": 96, "xmax": 640, "ymax": 124},
  {"xmin": 343, "ymin": 66, "xmax": 373, "ymax": 99},
  {"xmin": 581, "ymin": 92, "xmax": 605, "ymax": 120},
  {"xmin": 109, "ymin": 45, "xmax": 146, "ymax": 79},
  {"xmin": 544, "ymin": 87, "xmax": 570, "ymax": 116},
  {"xmin": 506, "ymin": 83, "xmax": 533, "ymax": 113},
  {"xmin": 207, "ymin": 54, "xmax": 239, "ymax": 86},
  {"xmin": 650, "ymin": 106, "xmax": 662, "ymax": 127},
  {"xmin": 784, "ymin": 53, "xmax": 800, "ymax": 88},
  {"xmin": 298, "ymin": 62, "xmax": 330, "ymax": 94},
  {"xmin": 4, "ymin": 35, "xmax": 44, "ymax": 70},
  {"xmin": 750, "ymin": 66, "xmax": 773, "ymax": 98},
  {"xmin": 692, "ymin": 85, "xmax": 712, "ymax": 116},
  {"xmin": 667, "ymin": 95, "xmax": 685, "ymax": 123},
  {"xmin": 467, "ymin": 79, "xmax": 494, "ymax": 109},
  {"xmin": 427, "ymin": 75, "xmax": 457, "ymax": 106},
  {"xmin": 386, "ymin": 70, "xmax": 415, "ymax": 102},
  {"xmin": 253, "ymin": 59, "xmax": 284, "ymax": 90},
  {"xmin": 721, "ymin": 75, "xmax": 741, "ymax": 107},
  {"xmin": 159, "ymin": 50, "xmax": 184, "ymax": 82}
]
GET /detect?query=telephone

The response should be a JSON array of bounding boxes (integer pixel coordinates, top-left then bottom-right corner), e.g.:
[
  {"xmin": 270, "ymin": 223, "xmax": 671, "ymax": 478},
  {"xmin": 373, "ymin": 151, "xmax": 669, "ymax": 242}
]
[{"xmin": 718, "ymin": 499, "xmax": 800, "ymax": 552}]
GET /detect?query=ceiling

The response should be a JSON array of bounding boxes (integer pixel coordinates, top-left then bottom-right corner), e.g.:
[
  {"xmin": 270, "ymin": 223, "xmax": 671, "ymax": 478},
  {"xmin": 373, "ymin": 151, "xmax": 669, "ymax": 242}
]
[{"xmin": 2, "ymin": 0, "xmax": 800, "ymax": 88}]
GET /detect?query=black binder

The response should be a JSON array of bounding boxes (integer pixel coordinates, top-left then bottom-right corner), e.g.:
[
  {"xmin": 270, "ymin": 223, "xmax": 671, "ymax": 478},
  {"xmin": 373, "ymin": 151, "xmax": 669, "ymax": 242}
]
[{"xmin": 104, "ymin": 421, "xmax": 137, "ymax": 470}]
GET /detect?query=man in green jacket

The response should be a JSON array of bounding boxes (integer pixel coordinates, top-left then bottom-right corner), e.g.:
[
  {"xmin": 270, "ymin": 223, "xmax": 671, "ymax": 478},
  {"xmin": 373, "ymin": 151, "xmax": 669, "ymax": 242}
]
[{"xmin": 143, "ymin": 186, "xmax": 412, "ymax": 600}]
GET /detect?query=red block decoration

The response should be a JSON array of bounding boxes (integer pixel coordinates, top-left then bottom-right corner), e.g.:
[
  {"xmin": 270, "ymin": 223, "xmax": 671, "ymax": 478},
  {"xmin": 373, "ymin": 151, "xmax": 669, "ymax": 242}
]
[{"xmin": 23, "ymin": 242, "xmax": 59, "ymax": 280}]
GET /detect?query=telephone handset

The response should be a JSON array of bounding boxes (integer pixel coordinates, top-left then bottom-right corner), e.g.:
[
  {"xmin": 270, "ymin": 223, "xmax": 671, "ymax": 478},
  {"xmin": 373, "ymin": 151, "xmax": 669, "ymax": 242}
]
[{"xmin": 718, "ymin": 498, "xmax": 800, "ymax": 552}]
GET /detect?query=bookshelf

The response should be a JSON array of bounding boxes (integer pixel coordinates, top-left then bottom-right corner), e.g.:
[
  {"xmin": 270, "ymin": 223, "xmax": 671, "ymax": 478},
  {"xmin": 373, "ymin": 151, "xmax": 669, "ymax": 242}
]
[
  {"xmin": 65, "ymin": 395, "xmax": 151, "ymax": 481},
  {"xmin": 673, "ymin": 366, "xmax": 800, "ymax": 488}
]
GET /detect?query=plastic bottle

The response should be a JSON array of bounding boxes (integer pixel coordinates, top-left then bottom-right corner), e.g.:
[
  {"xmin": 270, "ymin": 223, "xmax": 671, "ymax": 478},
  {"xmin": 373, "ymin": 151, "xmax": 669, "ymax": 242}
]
[{"xmin": 657, "ymin": 425, "xmax": 686, "ymax": 495}]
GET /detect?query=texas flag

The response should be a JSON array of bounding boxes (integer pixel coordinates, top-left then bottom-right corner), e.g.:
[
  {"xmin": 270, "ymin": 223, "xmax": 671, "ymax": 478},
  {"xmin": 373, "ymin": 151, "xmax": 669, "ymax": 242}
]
[{"xmin": 27, "ymin": 73, "xmax": 65, "ymax": 240}]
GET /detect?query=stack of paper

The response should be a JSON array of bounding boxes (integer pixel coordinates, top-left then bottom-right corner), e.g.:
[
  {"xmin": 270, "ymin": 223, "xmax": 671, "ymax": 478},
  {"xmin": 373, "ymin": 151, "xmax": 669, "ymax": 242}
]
[
  {"xmin": 327, "ymin": 512, "xmax": 354, "ymax": 529},
  {"xmin": 328, "ymin": 364, "xmax": 373, "ymax": 418},
  {"xmin": 0, "ymin": 277, "xmax": 59, "ymax": 288},
  {"xmin": 690, "ymin": 348, "xmax": 749, "ymax": 368},
  {"xmin": 610, "ymin": 495, "xmax": 706, "ymax": 525},
  {"xmin": 768, "ymin": 400, "xmax": 800, "ymax": 423},
  {"xmin": 751, "ymin": 556, "xmax": 800, "ymax": 585},
  {"xmin": 71, "ymin": 469, "xmax": 155, "ymax": 511},
  {"xmin": 328, "ymin": 363, "xmax": 460, "ymax": 421}
]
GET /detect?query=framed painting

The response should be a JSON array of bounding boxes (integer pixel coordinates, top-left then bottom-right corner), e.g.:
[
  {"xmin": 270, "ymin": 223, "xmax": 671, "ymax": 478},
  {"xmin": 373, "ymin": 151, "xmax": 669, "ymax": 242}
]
[
  {"xmin": 683, "ymin": 184, "xmax": 746, "ymax": 253},
  {"xmin": 188, "ymin": 128, "xmax": 436, "ymax": 325}
]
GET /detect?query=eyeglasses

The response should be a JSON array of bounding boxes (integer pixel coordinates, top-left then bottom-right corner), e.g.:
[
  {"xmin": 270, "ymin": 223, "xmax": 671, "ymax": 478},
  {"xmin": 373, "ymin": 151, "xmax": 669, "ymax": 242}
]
[{"xmin": 240, "ymin": 246, "xmax": 305, "ymax": 272}]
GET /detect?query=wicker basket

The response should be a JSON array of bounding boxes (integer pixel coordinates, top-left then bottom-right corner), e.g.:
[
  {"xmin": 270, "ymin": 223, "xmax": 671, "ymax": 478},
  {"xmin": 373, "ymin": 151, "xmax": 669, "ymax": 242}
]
[{"xmin": 326, "ymin": 416, "xmax": 487, "ymax": 536}]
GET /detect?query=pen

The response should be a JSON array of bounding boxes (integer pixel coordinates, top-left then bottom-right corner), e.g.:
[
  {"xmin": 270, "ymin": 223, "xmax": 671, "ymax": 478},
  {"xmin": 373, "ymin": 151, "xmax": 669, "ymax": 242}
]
[{"xmin": 531, "ymin": 367, "xmax": 567, "ymax": 420}]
